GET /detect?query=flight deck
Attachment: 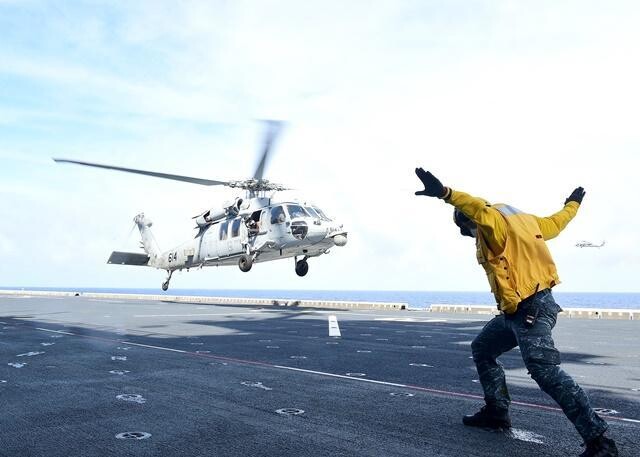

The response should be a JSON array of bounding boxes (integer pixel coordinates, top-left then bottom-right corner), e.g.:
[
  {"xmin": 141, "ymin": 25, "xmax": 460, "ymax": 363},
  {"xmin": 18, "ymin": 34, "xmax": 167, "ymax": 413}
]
[{"xmin": 1, "ymin": 293, "xmax": 638, "ymax": 456}]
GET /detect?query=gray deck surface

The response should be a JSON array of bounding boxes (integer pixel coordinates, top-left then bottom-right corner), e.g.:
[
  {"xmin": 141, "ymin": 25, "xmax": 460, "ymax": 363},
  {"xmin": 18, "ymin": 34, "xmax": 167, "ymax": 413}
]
[{"xmin": 1, "ymin": 295, "xmax": 639, "ymax": 456}]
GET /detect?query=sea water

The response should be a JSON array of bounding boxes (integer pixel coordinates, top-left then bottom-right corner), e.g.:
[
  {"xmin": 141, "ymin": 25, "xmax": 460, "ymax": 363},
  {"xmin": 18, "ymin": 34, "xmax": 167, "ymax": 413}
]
[{"xmin": 4, "ymin": 287, "xmax": 640, "ymax": 310}]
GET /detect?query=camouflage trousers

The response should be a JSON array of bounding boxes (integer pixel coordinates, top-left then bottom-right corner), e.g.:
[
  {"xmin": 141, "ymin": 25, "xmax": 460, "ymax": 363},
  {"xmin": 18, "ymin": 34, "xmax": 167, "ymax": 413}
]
[{"xmin": 471, "ymin": 289, "xmax": 608, "ymax": 442}]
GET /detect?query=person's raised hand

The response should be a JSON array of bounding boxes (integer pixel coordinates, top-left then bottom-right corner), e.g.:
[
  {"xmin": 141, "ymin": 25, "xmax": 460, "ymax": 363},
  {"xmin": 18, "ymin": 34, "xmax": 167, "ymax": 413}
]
[
  {"xmin": 565, "ymin": 187, "xmax": 586, "ymax": 205},
  {"xmin": 415, "ymin": 168, "xmax": 446, "ymax": 198}
]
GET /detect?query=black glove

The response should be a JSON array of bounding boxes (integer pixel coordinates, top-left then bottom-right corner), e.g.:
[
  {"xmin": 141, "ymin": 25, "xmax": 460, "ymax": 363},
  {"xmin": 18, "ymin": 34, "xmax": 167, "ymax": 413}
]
[
  {"xmin": 415, "ymin": 168, "xmax": 446, "ymax": 198},
  {"xmin": 565, "ymin": 187, "xmax": 586, "ymax": 205}
]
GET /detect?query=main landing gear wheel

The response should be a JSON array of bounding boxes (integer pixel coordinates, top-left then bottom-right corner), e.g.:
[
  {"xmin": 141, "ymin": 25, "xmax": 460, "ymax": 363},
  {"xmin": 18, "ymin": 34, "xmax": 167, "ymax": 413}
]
[
  {"xmin": 295, "ymin": 259, "xmax": 309, "ymax": 277},
  {"xmin": 238, "ymin": 254, "xmax": 253, "ymax": 272}
]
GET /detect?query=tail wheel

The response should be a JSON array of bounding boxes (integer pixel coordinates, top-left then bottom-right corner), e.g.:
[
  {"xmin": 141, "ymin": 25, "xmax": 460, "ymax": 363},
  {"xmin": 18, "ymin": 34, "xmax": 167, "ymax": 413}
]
[
  {"xmin": 161, "ymin": 281, "xmax": 169, "ymax": 291},
  {"xmin": 238, "ymin": 254, "xmax": 253, "ymax": 272},
  {"xmin": 295, "ymin": 260, "xmax": 309, "ymax": 277}
]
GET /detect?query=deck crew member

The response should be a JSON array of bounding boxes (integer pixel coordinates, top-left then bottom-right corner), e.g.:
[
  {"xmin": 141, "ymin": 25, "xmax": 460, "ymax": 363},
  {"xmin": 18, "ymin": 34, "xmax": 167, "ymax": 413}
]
[{"xmin": 414, "ymin": 167, "xmax": 618, "ymax": 457}]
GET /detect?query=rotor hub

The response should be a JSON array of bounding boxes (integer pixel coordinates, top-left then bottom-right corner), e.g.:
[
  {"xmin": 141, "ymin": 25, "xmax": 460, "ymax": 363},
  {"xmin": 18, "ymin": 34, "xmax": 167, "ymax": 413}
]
[{"xmin": 228, "ymin": 179, "xmax": 287, "ymax": 192}]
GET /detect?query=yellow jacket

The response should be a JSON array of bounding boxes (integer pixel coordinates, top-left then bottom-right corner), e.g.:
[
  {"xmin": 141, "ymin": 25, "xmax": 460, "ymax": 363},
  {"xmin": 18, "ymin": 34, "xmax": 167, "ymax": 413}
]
[{"xmin": 445, "ymin": 189, "xmax": 580, "ymax": 314}]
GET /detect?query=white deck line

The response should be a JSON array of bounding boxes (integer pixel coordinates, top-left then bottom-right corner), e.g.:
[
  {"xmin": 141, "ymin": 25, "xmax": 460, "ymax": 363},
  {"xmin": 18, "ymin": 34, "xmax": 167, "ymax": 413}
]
[
  {"xmin": 273, "ymin": 365, "xmax": 408, "ymax": 388},
  {"xmin": 34, "ymin": 328, "xmax": 77, "ymax": 336},
  {"xmin": 122, "ymin": 341, "xmax": 188, "ymax": 353}
]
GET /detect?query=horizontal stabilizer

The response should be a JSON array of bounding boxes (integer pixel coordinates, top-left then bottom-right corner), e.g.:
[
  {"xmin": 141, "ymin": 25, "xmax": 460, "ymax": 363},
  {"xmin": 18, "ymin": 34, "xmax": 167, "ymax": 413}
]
[{"xmin": 108, "ymin": 251, "xmax": 150, "ymax": 266}]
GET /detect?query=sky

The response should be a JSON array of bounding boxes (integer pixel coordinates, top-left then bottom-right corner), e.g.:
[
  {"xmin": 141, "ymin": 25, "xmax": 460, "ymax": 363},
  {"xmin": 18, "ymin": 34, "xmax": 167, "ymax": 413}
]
[{"xmin": 1, "ymin": 0, "xmax": 639, "ymax": 292}]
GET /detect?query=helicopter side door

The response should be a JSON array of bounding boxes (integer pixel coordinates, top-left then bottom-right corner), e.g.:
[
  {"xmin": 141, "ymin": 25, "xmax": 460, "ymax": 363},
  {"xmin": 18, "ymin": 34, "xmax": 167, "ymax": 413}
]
[
  {"xmin": 199, "ymin": 223, "xmax": 219, "ymax": 261},
  {"xmin": 227, "ymin": 217, "xmax": 244, "ymax": 256}
]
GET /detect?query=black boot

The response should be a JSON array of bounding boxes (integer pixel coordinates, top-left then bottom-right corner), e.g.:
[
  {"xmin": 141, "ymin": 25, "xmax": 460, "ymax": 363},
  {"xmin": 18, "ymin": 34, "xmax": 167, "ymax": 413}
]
[
  {"xmin": 462, "ymin": 405, "xmax": 511, "ymax": 430},
  {"xmin": 579, "ymin": 434, "xmax": 618, "ymax": 457}
]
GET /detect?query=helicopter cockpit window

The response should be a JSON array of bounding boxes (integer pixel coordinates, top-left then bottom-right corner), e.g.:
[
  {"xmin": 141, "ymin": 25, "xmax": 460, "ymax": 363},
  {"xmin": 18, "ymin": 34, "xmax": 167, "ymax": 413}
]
[
  {"xmin": 270, "ymin": 206, "xmax": 286, "ymax": 224},
  {"xmin": 313, "ymin": 206, "xmax": 332, "ymax": 221},
  {"xmin": 219, "ymin": 221, "xmax": 229, "ymax": 241},
  {"xmin": 286, "ymin": 205, "xmax": 309, "ymax": 219},
  {"xmin": 231, "ymin": 218, "xmax": 241, "ymax": 238},
  {"xmin": 305, "ymin": 207, "xmax": 320, "ymax": 219}
]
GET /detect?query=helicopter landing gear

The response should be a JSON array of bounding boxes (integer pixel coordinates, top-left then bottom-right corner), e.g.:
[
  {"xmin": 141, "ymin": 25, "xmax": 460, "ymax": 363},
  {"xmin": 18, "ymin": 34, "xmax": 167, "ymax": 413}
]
[
  {"xmin": 162, "ymin": 270, "xmax": 173, "ymax": 291},
  {"xmin": 295, "ymin": 257, "xmax": 309, "ymax": 277},
  {"xmin": 238, "ymin": 254, "xmax": 253, "ymax": 272}
]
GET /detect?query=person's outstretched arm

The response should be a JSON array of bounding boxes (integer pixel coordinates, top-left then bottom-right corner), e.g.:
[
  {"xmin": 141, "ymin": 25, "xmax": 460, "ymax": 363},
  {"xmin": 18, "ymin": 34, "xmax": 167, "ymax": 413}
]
[
  {"xmin": 414, "ymin": 167, "xmax": 502, "ymax": 229},
  {"xmin": 535, "ymin": 187, "xmax": 585, "ymax": 240}
]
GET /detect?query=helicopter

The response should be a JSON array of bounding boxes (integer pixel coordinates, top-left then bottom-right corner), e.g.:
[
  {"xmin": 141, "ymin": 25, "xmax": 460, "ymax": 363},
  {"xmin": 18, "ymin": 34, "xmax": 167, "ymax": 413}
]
[
  {"xmin": 576, "ymin": 240, "xmax": 605, "ymax": 248},
  {"xmin": 54, "ymin": 121, "xmax": 348, "ymax": 291}
]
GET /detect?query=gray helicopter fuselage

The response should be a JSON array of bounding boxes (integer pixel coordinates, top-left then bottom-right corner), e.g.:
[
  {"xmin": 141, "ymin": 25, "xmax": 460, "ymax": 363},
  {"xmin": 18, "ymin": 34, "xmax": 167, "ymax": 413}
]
[{"xmin": 149, "ymin": 199, "xmax": 347, "ymax": 272}]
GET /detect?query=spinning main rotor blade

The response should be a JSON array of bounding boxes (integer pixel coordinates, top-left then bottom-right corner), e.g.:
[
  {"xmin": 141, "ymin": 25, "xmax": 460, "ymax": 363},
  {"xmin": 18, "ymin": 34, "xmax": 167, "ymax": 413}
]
[
  {"xmin": 252, "ymin": 120, "xmax": 284, "ymax": 181},
  {"xmin": 53, "ymin": 158, "xmax": 230, "ymax": 186}
]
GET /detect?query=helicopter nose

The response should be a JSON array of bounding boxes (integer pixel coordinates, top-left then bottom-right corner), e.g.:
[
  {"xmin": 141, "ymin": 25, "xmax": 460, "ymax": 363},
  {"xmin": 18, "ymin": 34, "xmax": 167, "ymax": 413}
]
[
  {"xmin": 332, "ymin": 234, "xmax": 348, "ymax": 247},
  {"xmin": 323, "ymin": 222, "xmax": 347, "ymax": 247}
]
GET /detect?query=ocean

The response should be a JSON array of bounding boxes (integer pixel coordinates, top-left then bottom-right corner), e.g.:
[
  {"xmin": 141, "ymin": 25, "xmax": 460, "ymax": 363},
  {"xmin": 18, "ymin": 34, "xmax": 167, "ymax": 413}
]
[{"xmin": 3, "ymin": 287, "xmax": 640, "ymax": 310}]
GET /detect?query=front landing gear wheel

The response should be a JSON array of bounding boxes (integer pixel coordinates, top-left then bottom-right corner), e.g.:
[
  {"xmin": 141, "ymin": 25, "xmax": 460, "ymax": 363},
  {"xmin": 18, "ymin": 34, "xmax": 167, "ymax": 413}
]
[
  {"xmin": 238, "ymin": 254, "xmax": 253, "ymax": 272},
  {"xmin": 295, "ymin": 260, "xmax": 309, "ymax": 277}
]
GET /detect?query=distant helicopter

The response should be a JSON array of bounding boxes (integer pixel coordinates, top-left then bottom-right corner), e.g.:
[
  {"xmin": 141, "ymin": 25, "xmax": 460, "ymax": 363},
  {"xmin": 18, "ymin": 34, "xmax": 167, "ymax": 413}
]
[
  {"xmin": 54, "ymin": 121, "xmax": 348, "ymax": 291},
  {"xmin": 576, "ymin": 240, "xmax": 605, "ymax": 248}
]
